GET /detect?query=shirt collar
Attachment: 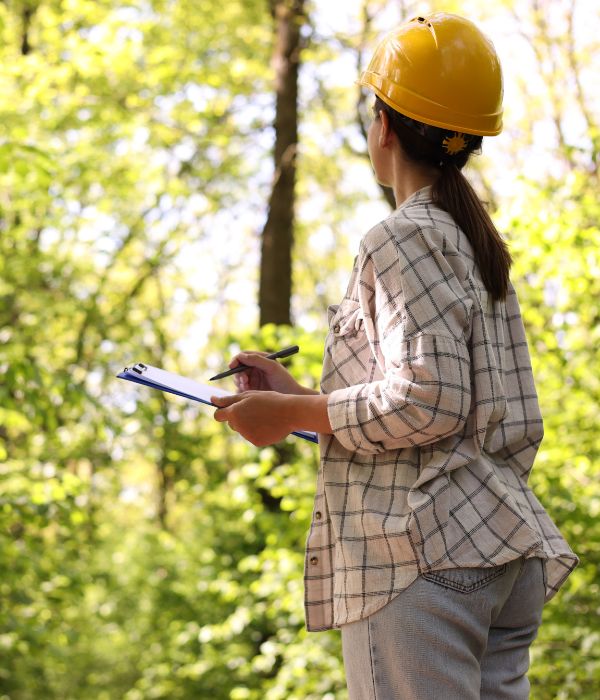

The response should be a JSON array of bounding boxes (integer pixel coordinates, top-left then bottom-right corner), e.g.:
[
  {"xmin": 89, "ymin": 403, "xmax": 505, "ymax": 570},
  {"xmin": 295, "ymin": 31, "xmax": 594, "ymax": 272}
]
[{"xmin": 395, "ymin": 185, "xmax": 433, "ymax": 211}]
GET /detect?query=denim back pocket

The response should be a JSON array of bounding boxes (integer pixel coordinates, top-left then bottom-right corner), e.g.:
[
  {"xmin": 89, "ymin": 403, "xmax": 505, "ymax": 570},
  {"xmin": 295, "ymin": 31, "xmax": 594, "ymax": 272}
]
[{"xmin": 422, "ymin": 563, "xmax": 508, "ymax": 594}]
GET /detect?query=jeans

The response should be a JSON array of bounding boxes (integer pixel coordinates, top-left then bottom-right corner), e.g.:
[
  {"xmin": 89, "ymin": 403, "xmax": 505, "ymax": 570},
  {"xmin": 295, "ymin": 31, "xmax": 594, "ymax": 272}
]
[{"xmin": 341, "ymin": 557, "xmax": 545, "ymax": 700}]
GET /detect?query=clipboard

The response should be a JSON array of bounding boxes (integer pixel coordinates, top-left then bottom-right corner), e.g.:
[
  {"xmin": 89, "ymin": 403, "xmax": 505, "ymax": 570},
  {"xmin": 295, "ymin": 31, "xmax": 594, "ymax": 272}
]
[{"xmin": 117, "ymin": 363, "xmax": 318, "ymax": 444}]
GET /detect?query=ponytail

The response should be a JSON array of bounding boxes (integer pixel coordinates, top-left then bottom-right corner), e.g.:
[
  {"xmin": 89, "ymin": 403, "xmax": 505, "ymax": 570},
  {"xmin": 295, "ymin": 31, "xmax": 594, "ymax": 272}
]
[
  {"xmin": 374, "ymin": 97, "xmax": 512, "ymax": 301},
  {"xmin": 433, "ymin": 164, "xmax": 512, "ymax": 301}
]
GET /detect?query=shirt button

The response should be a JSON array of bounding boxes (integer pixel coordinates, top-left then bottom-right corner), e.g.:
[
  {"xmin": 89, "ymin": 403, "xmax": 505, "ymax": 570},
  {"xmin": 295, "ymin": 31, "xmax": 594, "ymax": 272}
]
[
  {"xmin": 333, "ymin": 324, "xmax": 340, "ymax": 334},
  {"xmin": 315, "ymin": 511, "xmax": 322, "ymax": 520},
  {"xmin": 310, "ymin": 556, "xmax": 319, "ymax": 566}
]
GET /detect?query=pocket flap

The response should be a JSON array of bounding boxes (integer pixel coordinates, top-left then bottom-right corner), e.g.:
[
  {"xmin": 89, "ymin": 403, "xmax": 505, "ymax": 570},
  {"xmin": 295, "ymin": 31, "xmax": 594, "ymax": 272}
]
[{"xmin": 331, "ymin": 300, "xmax": 363, "ymax": 336}]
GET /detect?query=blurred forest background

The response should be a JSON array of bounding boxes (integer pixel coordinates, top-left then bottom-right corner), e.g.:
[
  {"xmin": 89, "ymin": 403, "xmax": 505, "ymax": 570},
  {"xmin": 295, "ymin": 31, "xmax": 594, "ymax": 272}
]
[{"xmin": 0, "ymin": 0, "xmax": 598, "ymax": 698}]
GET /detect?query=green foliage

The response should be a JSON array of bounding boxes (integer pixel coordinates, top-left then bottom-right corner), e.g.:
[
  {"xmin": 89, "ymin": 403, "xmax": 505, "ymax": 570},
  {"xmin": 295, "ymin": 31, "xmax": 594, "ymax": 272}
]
[
  {"xmin": 500, "ymin": 173, "xmax": 600, "ymax": 698},
  {"xmin": 0, "ymin": 0, "xmax": 598, "ymax": 699}
]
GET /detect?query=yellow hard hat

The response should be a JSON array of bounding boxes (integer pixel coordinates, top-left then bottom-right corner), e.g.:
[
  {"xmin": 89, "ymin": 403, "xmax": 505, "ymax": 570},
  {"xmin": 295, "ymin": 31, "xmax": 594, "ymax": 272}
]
[{"xmin": 358, "ymin": 13, "xmax": 503, "ymax": 136}]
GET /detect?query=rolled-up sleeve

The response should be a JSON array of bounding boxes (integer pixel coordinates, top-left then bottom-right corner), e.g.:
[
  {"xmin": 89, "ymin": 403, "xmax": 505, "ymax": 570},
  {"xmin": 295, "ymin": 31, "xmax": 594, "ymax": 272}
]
[
  {"xmin": 327, "ymin": 219, "xmax": 474, "ymax": 455},
  {"xmin": 327, "ymin": 333, "xmax": 471, "ymax": 453}
]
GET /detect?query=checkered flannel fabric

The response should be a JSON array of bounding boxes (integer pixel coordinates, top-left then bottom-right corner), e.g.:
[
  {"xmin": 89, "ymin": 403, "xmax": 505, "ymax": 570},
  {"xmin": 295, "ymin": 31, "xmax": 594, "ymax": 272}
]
[{"xmin": 304, "ymin": 187, "xmax": 578, "ymax": 632}]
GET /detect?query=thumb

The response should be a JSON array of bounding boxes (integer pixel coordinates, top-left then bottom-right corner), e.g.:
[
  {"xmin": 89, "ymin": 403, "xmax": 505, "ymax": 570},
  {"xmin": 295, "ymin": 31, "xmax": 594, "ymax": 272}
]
[
  {"xmin": 211, "ymin": 394, "xmax": 244, "ymax": 408},
  {"xmin": 237, "ymin": 352, "xmax": 278, "ymax": 372},
  {"xmin": 212, "ymin": 393, "xmax": 245, "ymax": 423}
]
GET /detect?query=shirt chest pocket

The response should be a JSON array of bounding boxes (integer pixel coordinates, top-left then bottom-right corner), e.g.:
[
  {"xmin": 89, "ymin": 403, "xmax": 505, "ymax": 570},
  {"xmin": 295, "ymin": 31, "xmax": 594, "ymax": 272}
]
[
  {"xmin": 325, "ymin": 300, "xmax": 371, "ymax": 388},
  {"xmin": 330, "ymin": 299, "xmax": 365, "ymax": 337}
]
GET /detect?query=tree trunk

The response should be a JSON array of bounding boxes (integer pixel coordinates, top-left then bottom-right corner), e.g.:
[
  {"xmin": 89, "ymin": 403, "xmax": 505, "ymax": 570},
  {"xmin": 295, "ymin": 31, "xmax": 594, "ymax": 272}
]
[
  {"xmin": 20, "ymin": 2, "xmax": 37, "ymax": 56},
  {"xmin": 356, "ymin": 0, "xmax": 397, "ymax": 210},
  {"xmin": 259, "ymin": 0, "xmax": 305, "ymax": 327}
]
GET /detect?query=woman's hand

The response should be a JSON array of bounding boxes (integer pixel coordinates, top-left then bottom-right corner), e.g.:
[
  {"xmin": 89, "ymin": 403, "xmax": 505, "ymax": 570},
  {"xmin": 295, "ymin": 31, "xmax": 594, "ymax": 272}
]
[
  {"xmin": 212, "ymin": 391, "xmax": 295, "ymax": 446},
  {"xmin": 227, "ymin": 351, "xmax": 314, "ymax": 395},
  {"xmin": 212, "ymin": 391, "xmax": 332, "ymax": 446}
]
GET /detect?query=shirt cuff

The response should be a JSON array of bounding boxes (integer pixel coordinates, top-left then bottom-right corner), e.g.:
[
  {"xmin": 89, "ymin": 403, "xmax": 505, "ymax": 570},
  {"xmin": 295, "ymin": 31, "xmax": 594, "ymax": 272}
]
[{"xmin": 327, "ymin": 383, "xmax": 385, "ymax": 453}]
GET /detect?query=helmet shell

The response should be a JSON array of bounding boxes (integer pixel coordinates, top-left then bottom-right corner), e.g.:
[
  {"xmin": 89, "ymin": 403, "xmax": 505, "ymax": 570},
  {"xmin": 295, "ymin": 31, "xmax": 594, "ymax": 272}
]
[{"xmin": 358, "ymin": 13, "xmax": 503, "ymax": 136}]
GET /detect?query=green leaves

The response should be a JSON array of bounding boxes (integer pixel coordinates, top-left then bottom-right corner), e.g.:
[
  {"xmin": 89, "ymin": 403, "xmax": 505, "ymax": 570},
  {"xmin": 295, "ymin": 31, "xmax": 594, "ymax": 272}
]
[
  {"xmin": 0, "ymin": 0, "xmax": 598, "ymax": 698},
  {"xmin": 497, "ymin": 172, "xmax": 600, "ymax": 700}
]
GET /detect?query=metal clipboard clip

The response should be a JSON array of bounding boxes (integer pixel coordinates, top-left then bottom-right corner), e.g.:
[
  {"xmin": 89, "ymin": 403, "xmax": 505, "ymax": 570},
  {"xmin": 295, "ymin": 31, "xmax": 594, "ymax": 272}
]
[{"xmin": 125, "ymin": 363, "xmax": 148, "ymax": 375}]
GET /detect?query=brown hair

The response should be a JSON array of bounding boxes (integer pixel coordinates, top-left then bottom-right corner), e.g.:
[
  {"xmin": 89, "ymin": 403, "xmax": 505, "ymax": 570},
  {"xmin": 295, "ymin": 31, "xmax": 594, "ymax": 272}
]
[{"xmin": 374, "ymin": 97, "xmax": 512, "ymax": 301}]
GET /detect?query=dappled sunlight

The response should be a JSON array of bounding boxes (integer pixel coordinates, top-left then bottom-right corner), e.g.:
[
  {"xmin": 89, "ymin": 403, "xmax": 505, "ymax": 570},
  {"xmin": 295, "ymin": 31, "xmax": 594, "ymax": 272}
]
[{"xmin": 0, "ymin": 0, "xmax": 598, "ymax": 698}]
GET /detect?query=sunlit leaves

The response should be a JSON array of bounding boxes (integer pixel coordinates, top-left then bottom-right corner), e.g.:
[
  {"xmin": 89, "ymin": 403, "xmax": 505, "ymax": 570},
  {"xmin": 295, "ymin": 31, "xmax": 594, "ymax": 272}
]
[{"xmin": 1, "ymin": 0, "xmax": 598, "ymax": 698}]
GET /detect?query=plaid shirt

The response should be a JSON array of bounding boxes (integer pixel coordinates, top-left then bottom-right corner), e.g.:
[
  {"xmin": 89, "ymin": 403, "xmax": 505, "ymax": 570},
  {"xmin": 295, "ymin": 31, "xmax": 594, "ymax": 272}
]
[{"xmin": 304, "ymin": 187, "xmax": 577, "ymax": 632}]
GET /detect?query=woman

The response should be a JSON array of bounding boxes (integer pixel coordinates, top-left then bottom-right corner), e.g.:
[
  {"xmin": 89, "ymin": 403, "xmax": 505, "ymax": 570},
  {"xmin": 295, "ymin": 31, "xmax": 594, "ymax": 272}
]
[{"xmin": 212, "ymin": 13, "xmax": 577, "ymax": 699}]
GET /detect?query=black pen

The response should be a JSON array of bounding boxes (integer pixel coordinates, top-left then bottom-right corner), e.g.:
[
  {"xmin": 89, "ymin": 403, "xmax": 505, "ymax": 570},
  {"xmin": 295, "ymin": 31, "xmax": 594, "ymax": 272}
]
[{"xmin": 209, "ymin": 345, "xmax": 300, "ymax": 381}]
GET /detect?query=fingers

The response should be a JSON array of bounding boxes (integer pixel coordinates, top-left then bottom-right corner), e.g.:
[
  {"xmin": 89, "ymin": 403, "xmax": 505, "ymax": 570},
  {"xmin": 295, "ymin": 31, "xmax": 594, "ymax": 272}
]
[
  {"xmin": 212, "ymin": 393, "xmax": 244, "ymax": 422},
  {"xmin": 234, "ymin": 352, "xmax": 275, "ymax": 372},
  {"xmin": 227, "ymin": 353, "xmax": 271, "ymax": 393},
  {"xmin": 228, "ymin": 351, "xmax": 267, "ymax": 370},
  {"xmin": 234, "ymin": 372, "xmax": 250, "ymax": 392},
  {"xmin": 212, "ymin": 394, "xmax": 244, "ymax": 408},
  {"xmin": 212, "ymin": 393, "xmax": 242, "ymax": 405},
  {"xmin": 213, "ymin": 409, "xmax": 228, "ymax": 423}
]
